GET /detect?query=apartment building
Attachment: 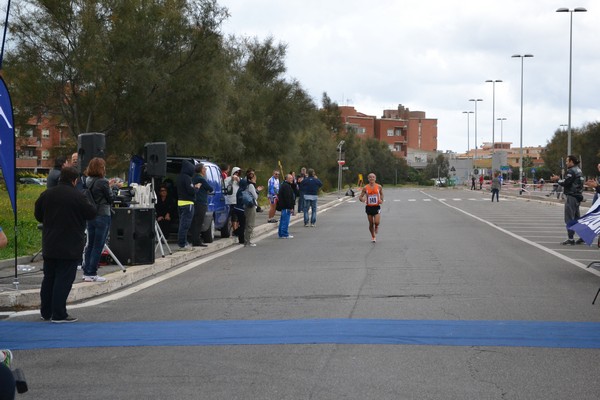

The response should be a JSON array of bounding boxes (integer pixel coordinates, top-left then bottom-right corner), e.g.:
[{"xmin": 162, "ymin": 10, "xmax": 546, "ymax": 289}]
[
  {"xmin": 15, "ymin": 114, "xmax": 70, "ymax": 173},
  {"xmin": 339, "ymin": 104, "xmax": 438, "ymax": 166}
]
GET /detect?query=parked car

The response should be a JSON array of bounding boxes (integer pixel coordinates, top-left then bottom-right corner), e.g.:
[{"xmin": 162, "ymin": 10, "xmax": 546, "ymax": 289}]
[
  {"xmin": 163, "ymin": 157, "xmax": 231, "ymax": 243},
  {"xmin": 19, "ymin": 177, "xmax": 43, "ymax": 185}
]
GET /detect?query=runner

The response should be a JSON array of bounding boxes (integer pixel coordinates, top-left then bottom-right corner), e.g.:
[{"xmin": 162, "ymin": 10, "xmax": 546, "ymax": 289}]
[{"xmin": 359, "ymin": 173, "xmax": 384, "ymax": 242}]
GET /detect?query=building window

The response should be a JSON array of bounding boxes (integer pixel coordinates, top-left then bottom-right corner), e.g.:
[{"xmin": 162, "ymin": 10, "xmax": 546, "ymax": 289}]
[
  {"xmin": 42, "ymin": 129, "xmax": 50, "ymax": 138},
  {"xmin": 25, "ymin": 128, "xmax": 34, "ymax": 137},
  {"xmin": 394, "ymin": 128, "xmax": 402, "ymax": 136},
  {"xmin": 42, "ymin": 150, "xmax": 50, "ymax": 160},
  {"xmin": 387, "ymin": 129, "xmax": 394, "ymax": 137},
  {"xmin": 358, "ymin": 127, "xmax": 366, "ymax": 135},
  {"xmin": 15, "ymin": 128, "xmax": 20, "ymax": 137}
]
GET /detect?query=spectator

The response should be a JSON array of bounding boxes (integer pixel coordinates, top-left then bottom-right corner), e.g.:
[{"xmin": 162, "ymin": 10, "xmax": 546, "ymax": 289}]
[
  {"xmin": 70, "ymin": 152, "xmax": 85, "ymax": 190},
  {"xmin": 267, "ymin": 170, "xmax": 280, "ymax": 223},
  {"xmin": 299, "ymin": 168, "xmax": 323, "ymax": 227},
  {"xmin": 176, "ymin": 160, "xmax": 196, "ymax": 251},
  {"xmin": 296, "ymin": 167, "xmax": 307, "ymax": 212},
  {"xmin": 225, "ymin": 167, "xmax": 242, "ymax": 234},
  {"xmin": 46, "ymin": 156, "xmax": 69, "ymax": 188},
  {"xmin": 470, "ymin": 176, "xmax": 476, "ymax": 190},
  {"xmin": 35, "ymin": 166, "xmax": 96, "ymax": 322},
  {"xmin": 155, "ymin": 184, "xmax": 176, "ymax": 238},
  {"xmin": 587, "ymin": 163, "xmax": 600, "ymax": 205},
  {"xmin": 277, "ymin": 174, "xmax": 295, "ymax": 239},
  {"xmin": 551, "ymin": 155, "xmax": 585, "ymax": 245},
  {"xmin": 234, "ymin": 170, "xmax": 249, "ymax": 245},
  {"xmin": 244, "ymin": 170, "xmax": 263, "ymax": 247},
  {"xmin": 82, "ymin": 158, "xmax": 117, "ymax": 282},
  {"xmin": 190, "ymin": 163, "xmax": 213, "ymax": 248},
  {"xmin": 479, "ymin": 174, "xmax": 484, "ymax": 190}
]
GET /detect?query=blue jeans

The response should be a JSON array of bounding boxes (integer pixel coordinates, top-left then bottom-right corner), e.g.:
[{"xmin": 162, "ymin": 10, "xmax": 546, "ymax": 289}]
[
  {"xmin": 84, "ymin": 215, "xmax": 111, "ymax": 276},
  {"xmin": 278, "ymin": 209, "xmax": 292, "ymax": 237},
  {"xmin": 178, "ymin": 204, "xmax": 195, "ymax": 247},
  {"xmin": 303, "ymin": 196, "xmax": 318, "ymax": 225}
]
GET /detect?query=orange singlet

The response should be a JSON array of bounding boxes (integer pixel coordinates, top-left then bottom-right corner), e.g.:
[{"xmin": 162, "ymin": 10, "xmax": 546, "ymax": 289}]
[{"xmin": 364, "ymin": 184, "xmax": 381, "ymax": 206}]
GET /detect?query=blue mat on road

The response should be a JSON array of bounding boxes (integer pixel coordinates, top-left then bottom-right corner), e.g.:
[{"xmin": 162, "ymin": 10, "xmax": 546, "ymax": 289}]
[{"xmin": 2, "ymin": 319, "xmax": 600, "ymax": 350}]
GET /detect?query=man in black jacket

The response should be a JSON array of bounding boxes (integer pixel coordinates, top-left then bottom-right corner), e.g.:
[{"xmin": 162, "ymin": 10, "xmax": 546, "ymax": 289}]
[
  {"xmin": 35, "ymin": 167, "xmax": 97, "ymax": 323},
  {"xmin": 551, "ymin": 155, "xmax": 585, "ymax": 245},
  {"xmin": 176, "ymin": 160, "xmax": 197, "ymax": 250},
  {"xmin": 277, "ymin": 174, "xmax": 295, "ymax": 239}
]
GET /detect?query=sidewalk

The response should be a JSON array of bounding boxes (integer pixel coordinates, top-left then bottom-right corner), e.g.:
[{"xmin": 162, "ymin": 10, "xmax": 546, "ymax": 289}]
[{"xmin": 0, "ymin": 193, "xmax": 352, "ymax": 311}]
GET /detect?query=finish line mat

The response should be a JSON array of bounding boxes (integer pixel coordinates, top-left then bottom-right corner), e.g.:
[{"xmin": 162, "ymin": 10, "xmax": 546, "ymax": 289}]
[{"xmin": 2, "ymin": 319, "xmax": 600, "ymax": 350}]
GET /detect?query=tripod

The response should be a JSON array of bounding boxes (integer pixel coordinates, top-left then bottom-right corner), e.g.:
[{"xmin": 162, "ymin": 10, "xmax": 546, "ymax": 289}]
[{"xmin": 82, "ymin": 227, "xmax": 126, "ymax": 274}]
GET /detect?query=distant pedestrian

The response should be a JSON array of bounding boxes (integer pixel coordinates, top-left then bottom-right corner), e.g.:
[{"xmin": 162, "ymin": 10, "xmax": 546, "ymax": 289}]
[
  {"xmin": 359, "ymin": 173, "xmax": 384, "ymax": 243},
  {"xmin": 299, "ymin": 168, "xmax": 323, "ymax": 227},
  {"xmin": 35, "ymin": 167, "xmax": 97, "ymax": 323},
  {"xmin": 491, "ymin": 171, "xmax": 501, "ymax": 202},
  {"xmin": 551, "ymin": 155, "xmax": 585, "ymax": 245},
  {"xmin": 479, "ymin": 175, "xmax": 484, "ymax": 190},
  {"xmin": 470, "ymin": 176, "xmax": 476, "ymax": 190},
  {"xmin": 277, "ymin": 174, "xmax": 295, "ymax": 239},
  {"xmin": 267, "ymin": 170, "xmax": 280, "ymax": 223}
]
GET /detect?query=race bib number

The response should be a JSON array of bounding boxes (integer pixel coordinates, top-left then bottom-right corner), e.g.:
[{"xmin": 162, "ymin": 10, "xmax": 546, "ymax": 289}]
[{"xmin": 367, "ymin": 194, "xmax": 379, "ymax": 205}]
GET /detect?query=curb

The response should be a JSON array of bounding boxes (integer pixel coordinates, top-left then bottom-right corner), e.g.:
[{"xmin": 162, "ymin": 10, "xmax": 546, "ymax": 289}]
[{"xmin": 0, "ymin": 195, "xmax": 352, "ymax": 310}]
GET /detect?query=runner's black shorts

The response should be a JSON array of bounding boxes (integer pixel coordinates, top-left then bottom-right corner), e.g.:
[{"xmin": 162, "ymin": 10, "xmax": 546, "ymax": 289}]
[{"xmin": 365, "ymin": 205, "xmax": 381, "ymax": 216}]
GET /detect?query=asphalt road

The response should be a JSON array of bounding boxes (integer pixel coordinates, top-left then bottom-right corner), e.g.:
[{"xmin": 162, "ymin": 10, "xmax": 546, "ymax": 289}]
[{"xmin": 4, "ymin": 187, "xmax": 600, "ymax": 399}]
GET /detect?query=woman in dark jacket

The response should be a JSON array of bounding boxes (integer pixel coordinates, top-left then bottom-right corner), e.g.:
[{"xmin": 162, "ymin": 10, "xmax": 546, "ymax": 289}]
[{"xmin": 82, "ymin": 157, "xmax": 116, "ymax": 282}]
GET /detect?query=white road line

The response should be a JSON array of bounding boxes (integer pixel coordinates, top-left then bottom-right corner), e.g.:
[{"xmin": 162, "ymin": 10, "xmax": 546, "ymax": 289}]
[{"xmin": 421, "ymin": 191, "xmax": 600, "ymax": 278}]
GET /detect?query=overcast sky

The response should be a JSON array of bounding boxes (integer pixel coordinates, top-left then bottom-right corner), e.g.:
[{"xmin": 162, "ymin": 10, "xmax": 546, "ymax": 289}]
[{"xmin": 220, "ymin": 0, "xmax": 598, "ymax": 153}]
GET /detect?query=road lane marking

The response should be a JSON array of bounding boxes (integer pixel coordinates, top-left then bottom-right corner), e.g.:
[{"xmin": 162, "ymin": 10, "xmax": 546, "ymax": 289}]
[{"xmin": 422, "ymin": 191, "xmax": 600, "ymax": 278}]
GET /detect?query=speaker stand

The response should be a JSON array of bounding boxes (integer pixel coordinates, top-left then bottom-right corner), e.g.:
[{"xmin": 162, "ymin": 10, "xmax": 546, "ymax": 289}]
[{"xmin": 104, "ymin": 243, "xmax": 127, "ymax": 272}]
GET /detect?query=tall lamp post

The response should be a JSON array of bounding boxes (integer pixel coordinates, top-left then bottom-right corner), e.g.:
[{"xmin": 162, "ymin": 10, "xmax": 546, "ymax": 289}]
[
  {"xmin": 556, "ymin": 7, "xmax": 587, "ymax": 155},
  {"xmin": 462, "ymin": 111, "xmax": 473, "ymax": 155},
  {"xmin": 512, "ymin": 54, "xmax": 534, "ymax": 193},
  {"xmin": 468, "ymin": 99, "xmax": 483, "ymax": 164},
  {"xmin": 337, "ymin": 140, "xmax": 345, "ymax": 194},
  {"xmin": 497, "ymin": 117, "xmax": 507, "ymax": 144},
  {"xmin": 485, "ymin": 80, "xmax": 502, "ymax": 154}
]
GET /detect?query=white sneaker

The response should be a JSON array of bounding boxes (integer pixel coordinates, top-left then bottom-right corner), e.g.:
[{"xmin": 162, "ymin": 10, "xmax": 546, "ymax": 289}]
[
  {"xmin": 178, "ymin": 244, "xmax": 194, "ymax": 251},
  {"xmin": 83, "ymin": 275, "xmax": 107, "ymax": 282},
  {"xmin": 245, "ymin": 242, "xmax": 257, "ymax": 247}
]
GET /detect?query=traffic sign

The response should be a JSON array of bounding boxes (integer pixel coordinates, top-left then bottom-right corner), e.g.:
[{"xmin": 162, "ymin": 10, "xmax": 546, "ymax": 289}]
[{"xmin": 338, "ymin": 160, "xmax": 345, "ymax": 166}]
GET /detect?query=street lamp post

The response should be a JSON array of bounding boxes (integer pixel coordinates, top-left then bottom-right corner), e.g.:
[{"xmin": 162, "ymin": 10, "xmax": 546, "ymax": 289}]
[
  {"xmin": 556, "ymin": 7, "xmax": 587, "ymax": 155},
  {"xmin": 485, "ymin": 80, "xmax": 502, "ymax": 153},
  {"xmin": 512, "ymin": 54, "xmax": 534, "ymax": 194},
  {"xmin": 497, "ymin": 117, "xmax": 507, "ymax": 144},
  {"xmin": 337, "ymin": 140, "xmax": 345, "ymax": 194},
  {"xmin": 462, "ymin": 111, "xmax": 473, "ymax": 155},
  {"xmin": 469, "ymin": 99, "xmax": 483, "ymax": 163}
]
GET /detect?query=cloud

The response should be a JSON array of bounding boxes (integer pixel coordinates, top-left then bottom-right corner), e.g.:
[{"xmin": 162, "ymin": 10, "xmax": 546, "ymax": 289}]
[{"xmin": 220, "ymin": 0, "xmax": 598, "ymax": 152}]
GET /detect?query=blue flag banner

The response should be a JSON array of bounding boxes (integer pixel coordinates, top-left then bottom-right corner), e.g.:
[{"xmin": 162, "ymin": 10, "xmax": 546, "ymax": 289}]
[
  {"xmin": 567, "ymin": 197, "xmax": 600, "ymax": 246},
  {"xmin": 0, "ymin": 75, "xmax": 16, "ymax": 215}
]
